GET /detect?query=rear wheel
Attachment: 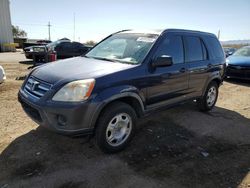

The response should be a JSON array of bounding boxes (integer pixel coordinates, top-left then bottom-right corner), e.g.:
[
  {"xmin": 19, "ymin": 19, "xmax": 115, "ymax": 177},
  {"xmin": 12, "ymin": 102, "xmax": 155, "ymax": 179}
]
[
  {"xmin": 198, "ymin": 81, "xmax": 218, "ymax": 111},
  {"xmin": 95, "ymin": 102, "xmax": 137, "ymax": 153}
]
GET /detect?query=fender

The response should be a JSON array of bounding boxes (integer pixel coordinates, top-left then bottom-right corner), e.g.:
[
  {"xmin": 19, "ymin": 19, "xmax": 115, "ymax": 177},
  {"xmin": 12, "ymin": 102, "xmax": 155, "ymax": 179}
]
[
  {"xmin": 89, "ymin": 85, "xmax": 145, "ymax": 128},
  {"xmin": 202, "ymin": 71, "xmax": 222, "ymax": 96}
]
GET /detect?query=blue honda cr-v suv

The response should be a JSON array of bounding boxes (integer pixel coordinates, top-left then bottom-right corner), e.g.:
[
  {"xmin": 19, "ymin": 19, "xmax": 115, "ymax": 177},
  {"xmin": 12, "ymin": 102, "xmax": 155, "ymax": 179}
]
[{"xmin": 19, "ymin": 29, "xmax": 225, "ymax": 153}]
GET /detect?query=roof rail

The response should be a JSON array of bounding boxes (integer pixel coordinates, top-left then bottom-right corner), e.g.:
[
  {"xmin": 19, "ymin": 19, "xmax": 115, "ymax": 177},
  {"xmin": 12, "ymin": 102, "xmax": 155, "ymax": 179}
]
[{"xmin": 111, "ymin": 29, "xmax": 131, "ymax": 35}]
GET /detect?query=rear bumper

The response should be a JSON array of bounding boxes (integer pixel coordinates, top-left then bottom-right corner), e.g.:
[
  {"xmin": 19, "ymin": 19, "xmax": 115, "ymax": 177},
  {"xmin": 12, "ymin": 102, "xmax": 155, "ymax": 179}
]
[{"xmin": 18, "ymin": 90, "xmax": 100, "ymax": 136}]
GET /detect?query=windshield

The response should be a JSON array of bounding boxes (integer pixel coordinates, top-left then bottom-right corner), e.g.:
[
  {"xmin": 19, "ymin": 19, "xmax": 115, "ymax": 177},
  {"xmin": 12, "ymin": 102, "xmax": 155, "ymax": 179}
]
[
  {"xmin": 85, "ymin": 33, "xmax": 158, "ymax": 64},
  {"xmin": 233, "ymin": 47, "xmax": 250, "ymax": 57}
]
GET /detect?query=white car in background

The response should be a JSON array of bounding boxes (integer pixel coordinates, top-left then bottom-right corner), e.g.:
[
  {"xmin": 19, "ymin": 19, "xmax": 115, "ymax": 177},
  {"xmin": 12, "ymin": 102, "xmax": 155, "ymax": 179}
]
[{"xmin": 0, "ymin": 65, "xmax": 6, "ymax": 83}]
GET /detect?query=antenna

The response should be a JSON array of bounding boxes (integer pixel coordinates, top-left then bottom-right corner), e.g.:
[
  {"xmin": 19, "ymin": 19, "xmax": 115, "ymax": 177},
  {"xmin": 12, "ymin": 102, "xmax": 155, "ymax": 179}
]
[{"xmin": 48, "ymin": 21, "xmax": 51, "ymax": 40}]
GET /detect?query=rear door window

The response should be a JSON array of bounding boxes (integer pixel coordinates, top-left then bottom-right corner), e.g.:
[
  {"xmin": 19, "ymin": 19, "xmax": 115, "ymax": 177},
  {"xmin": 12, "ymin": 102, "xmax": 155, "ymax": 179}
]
[
  {"xmin": 184, "ymin": 36, "xmax": 203, "ymax": 62},
  {"xmin": 73, "ymin": 42, "xmax": 83, "ymax": 48},
  {"xmin": 61, "ymin": 42, "xmax": 75, "ymax": 53},
  {"xmin": 72, "ymin": 42, "xmax": 83, "ymax": 52},
  {"xmin": 201, "ymin": 40, "xmax": 208, "ymax": 60},
  {"xmin": 154, "ymin": 35, "xmax": 184, "ymax": 64}
]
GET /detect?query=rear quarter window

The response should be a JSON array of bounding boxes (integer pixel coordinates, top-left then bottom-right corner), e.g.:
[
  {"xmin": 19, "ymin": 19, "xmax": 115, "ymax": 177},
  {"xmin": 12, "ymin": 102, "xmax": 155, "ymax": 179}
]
[{"xmin": 204, "ymin": 36, "xmax": 224, "ymax": 59}]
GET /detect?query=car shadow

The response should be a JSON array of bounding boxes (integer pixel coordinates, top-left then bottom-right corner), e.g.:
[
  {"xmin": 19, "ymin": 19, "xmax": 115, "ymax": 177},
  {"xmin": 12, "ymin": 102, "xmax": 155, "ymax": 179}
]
[
  {"xmin": 15, "ymin": 75, "xmax": 27, "ymax": 81},
  {"xmin": 0, "ymin": 105, "xmax": 250, "ymax": 188},
  {"xmin": 19, "ymin": 60, "xmax": 34, "ymax": 65},
  {"xmin": 19, "ymin": 61, "xmax": 46, "ymax": 70},
  {"xmin": 225, "ymin": 78, "xmax": 250, "ymax": 87}
]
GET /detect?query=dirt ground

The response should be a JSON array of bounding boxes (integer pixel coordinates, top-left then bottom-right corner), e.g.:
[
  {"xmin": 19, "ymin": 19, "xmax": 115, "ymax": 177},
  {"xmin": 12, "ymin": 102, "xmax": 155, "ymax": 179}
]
[{"xmin": 0, "ymin": 52, "xmax": 250, "ymax": 188}]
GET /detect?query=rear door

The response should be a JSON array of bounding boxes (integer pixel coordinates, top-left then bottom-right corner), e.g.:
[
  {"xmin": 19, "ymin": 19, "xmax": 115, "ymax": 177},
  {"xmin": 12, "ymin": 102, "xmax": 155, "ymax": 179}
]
[
  {"xmin": 146, "ymin": 34, "xmax": 189, "ymax": 106},
  {"xmin": 183, "ymin": 36, "xmax": 210, "ymax": 95}
]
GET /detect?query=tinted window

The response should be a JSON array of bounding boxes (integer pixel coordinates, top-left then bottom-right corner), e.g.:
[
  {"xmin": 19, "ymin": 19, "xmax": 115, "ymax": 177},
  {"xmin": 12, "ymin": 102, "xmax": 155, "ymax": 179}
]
[
  {"xmin": 72, "ymin": 42, "xmax": 83, "ymax": 49},
  {"xmin": 54, "ymin": 42, "xmax": 66, "ymax": 51},
  {"xmin": 56, "ymin": 43, "xmax": 63, "ymax": 48},
  {"xmin": 61, "ymin": 42, "xmax": 72, "ymax": 49},
  {"xmin": 154, "ymin": 35, "xmax": 184, "ymax": 64},
  {"xmin": 201, "ymin": 40, "xmax": 208, "ymax": 60},
  {"xmin": 184, "ymin": 36, "xmax": 203, "ymax": 62},
  {"xmin": 205, "ymin": 37, "xmax": 224, "ymax": 58}
]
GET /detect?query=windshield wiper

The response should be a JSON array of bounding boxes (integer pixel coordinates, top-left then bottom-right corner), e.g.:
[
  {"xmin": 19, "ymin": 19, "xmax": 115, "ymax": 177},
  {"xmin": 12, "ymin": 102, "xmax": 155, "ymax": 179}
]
[
  {"xmin": 87, "ymin": 56, "xmax": 118, "ymax": 63},
  {"xmin": 83, "ymin": 56, "xmax": 136, "ymax": 65}
]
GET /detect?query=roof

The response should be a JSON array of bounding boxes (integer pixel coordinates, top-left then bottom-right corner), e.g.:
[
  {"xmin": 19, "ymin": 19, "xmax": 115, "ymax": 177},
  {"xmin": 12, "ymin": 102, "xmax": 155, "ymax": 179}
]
[
  {"xmin": 165, "ymin": 29, "xmax": 216, "ymax": 37},
  {"xmin": 118, "ymin": 28, "xmax": 215, "ymax": 37},
  {"xmin": 121, "ymin": 29, "xmax": 164, "ymax": 35}
]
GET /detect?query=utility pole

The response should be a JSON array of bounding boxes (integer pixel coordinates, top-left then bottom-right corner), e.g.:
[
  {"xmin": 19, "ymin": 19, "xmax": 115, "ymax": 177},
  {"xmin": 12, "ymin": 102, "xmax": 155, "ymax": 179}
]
[
  {"xmin": 48, "ymin": 21, "xmax": 51, "ymax": 40},
  {"xmin": 73, "ymin": 13, "xmax": 75, "ymax": 41},
  {"xmin": 218, "ymin": 29, "xmax": 220, "ymax": 40}
]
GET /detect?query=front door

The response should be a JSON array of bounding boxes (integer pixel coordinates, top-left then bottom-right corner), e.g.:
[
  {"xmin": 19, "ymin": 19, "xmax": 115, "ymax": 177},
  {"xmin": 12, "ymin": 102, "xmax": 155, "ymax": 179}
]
[{"xmin": 146, "ymin": 34, "xmax": 189, "ymax": 106}]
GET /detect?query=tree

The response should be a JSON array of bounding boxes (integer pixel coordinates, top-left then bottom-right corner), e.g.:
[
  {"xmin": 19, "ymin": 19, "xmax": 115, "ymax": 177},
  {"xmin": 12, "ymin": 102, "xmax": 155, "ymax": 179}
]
[
  {"xmin": 12, "ymin": 25, "xmax": 27, "ymax": 38},
  {"xmin": 85, "ymin": 40, "xmax": 96, "ymax": 46}
]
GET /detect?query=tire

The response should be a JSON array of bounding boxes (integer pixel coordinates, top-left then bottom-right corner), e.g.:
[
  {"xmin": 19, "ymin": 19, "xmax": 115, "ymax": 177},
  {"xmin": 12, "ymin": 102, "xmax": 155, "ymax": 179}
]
[
  {"xmin": 198, "ymin": 81, "xmax": 218, "ymax": 112},
  {"xmin": 95, "ymin": 102, "xmax": 137, "ymax": 153},
  {"xmin": 34, "ymin": 56, "xmax": 39, "ymax": 62}
]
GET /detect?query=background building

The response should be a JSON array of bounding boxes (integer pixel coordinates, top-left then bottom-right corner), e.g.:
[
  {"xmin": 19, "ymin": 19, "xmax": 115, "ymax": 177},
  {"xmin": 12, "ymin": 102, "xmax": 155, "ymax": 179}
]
[{"xmin": 0, "ymin": 0, "xmax": 14, "ymax": 52}]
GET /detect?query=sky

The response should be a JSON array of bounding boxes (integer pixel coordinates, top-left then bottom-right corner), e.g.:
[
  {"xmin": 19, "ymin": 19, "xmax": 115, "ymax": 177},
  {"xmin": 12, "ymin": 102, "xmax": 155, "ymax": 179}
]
[{"xmin": 10, "ymin": 0, "xmax": 250, "ymax": 43}]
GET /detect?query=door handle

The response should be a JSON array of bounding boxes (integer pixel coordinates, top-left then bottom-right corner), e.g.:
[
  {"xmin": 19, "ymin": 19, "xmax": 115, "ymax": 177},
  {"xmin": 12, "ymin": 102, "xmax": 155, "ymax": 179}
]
[{"xmin": 179, "ymin": 68, "xmax": 186, "ymax": 73}]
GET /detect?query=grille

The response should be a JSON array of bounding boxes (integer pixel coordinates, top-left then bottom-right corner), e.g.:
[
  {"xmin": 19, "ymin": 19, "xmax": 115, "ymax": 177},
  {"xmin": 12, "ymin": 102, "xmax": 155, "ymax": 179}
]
[{"xmin": 24, "ymin": 76, "xmax": 52, "ymax": 99}]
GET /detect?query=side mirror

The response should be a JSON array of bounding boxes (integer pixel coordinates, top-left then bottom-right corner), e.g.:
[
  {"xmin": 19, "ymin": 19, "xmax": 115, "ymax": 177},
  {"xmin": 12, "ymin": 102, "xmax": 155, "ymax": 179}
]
[{"xmin": 152, "ymin": 55, "xmax": 173, "ymax": 67}]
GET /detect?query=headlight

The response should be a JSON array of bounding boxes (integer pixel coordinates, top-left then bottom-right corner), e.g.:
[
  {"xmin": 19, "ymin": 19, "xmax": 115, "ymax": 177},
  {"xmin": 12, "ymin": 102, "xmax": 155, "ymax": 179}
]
[
  {"xmin": 226, "ymin": 59, "xmax": 229, "ymax": 66},
  {"xmin": 29, "ymin": 48, "xmax": 33, "ymax": 52},
  {"xmin": 52, "ymin": 79, "xmax": 95, "ymax": 102}
]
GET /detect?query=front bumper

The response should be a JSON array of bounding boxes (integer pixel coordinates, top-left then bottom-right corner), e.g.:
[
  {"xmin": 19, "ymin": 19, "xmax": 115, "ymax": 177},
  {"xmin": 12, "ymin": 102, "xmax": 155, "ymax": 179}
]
[
  {"xmin": 226, "ymin": 66, "xmax": 250, "ymax": 80},
  {"xmin": 25, "ymin": 52, "xmax": 47, "ymax": 60},
  {"xmin": 24, "ymin": 52, "xmax": 33, "ymax": 59},
  {"xmin": 18, "ymin": 90, "xmax": 99, "ymax": 136},
  {"xmin": 0, "ymin": 75, "xmax": 6, "ymax": 83}
]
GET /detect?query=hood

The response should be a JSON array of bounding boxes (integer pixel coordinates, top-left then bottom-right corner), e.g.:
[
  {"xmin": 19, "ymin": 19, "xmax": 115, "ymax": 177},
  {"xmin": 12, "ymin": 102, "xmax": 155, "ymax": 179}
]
[
  {"xmin": 227, "ymin": 56, "xmax": 250, "ymax": 66},
  {"xmin": 31, "ymin": 57, "xmax": 135, "ymax": 84}
]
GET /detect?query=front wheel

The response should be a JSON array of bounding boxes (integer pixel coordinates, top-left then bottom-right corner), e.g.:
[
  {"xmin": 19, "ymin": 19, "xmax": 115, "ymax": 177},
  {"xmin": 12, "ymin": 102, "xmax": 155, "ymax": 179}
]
[
  {"xmin": 198, "ymin": 81, "xmax": 219, "ymax": 112},
  {"xmin": 95, "ymin": 102, "xmax": 137, "ymax": 153}
]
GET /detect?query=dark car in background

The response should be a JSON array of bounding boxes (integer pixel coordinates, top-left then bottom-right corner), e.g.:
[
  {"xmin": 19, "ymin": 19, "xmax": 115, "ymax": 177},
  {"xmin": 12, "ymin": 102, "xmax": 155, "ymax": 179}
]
[
  {"xmin": 24, "ymin": 38, "xmax": 70, "ymax": 60},
  {"xmin": 226, "ymin": 46, "xmax": 250, "ymax": 80},
  {"xmin": 24, "ymin": 39, "xmax": 91, "ymax": 62},
  {"xmin": 24, "ymin": 45, "xmax": 48, "ymax": 60},
  {"xmin": 223, "ymin": 47, "xmax": 236, "ymax": 57},
  {"xmin": 23, "ymin": 39, "xmax": 52, "ymax": 49},
  {"xmin": 18, "ymin": 29, "xmax": 225, "ymax": 153}
]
